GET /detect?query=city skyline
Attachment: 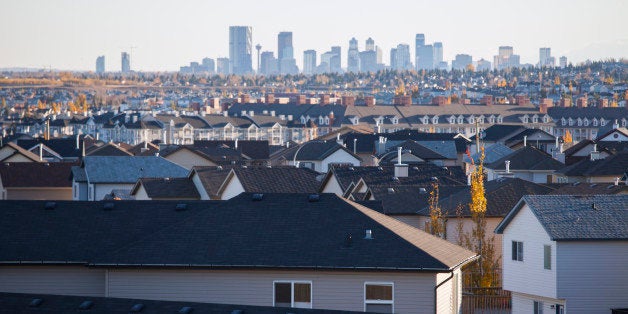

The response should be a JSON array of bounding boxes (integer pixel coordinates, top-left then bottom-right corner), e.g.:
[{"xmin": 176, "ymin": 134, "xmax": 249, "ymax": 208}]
[{"xmin": 0, "ymin": 0, "xmax": 626, "ymax": 72}]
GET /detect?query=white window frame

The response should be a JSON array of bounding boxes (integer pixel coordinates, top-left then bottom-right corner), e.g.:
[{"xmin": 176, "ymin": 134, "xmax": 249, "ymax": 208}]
[
  {"xmin": 272, "ymin": 280, "xmax": 313, "ymax": 309},
  {"xmin": 534, "ymin": 300, "xmax": 544, "ymax": 314},
  {"xmin": 364, "ymin": 282, "xmax": 394, "ymax": 313},
  {"xmin": 512, "ymin": 240, "xmax": 523, "ymax": 261},
  {"xmin": 544, "ymin": 244, "xmax": 552, "ymax": 270}
]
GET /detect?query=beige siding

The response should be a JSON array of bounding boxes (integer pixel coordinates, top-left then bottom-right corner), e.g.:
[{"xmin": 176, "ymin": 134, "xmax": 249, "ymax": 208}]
[
  {"xmin": 321, "ymin": 175, "xmax": 344, "ymax": 196},
  {"xmin": 133, "ymin": 185, "xmax": 151, "ymax": 200},
  {"xmin": 502, "ymin": 204, "xmax": 557, "ymax": 299},
  {"xmin": 6, "ymin": 188, "xmax": 72, "ymax": 200},
  {"xmin": 165, "ymin": 150, "xmax": 217, "ymax": 170},
  {"xmin": 107, "ymin": 269, "xmax": 441, "ymax": 314},
  {"xmin": 557, "ymin": 241, "xmax": 628, "ymax": 314},
  {"xmin": 220, "ymin": 175, "xmax": 244, "ymax": 200},
  {"xmin": 0, "ymin": 266, "xmax": 105, "ymax": 297}
]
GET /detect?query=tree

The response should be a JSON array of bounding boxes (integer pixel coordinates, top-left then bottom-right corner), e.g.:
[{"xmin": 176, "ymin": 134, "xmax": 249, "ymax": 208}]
[
  {"xmin": 458, "ymin": 147, "xmax": 500, "ymax": 288},
  {"xmin": 428, "ymin": 181, "xmax": 445, "ymax": 238}
]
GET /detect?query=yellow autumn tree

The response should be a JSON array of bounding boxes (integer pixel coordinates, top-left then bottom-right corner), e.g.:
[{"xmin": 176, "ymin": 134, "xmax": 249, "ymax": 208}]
[
  {"xmin": 564, "ymin": 130, "xmax": 573, "ymax": 143},
  {"xmin": 459, "ymin": 147, "xmax": 500, "ymax": 288},
  {"xmin": 428, "ymin": 181, "xmax": 445, "ymax": 238}
]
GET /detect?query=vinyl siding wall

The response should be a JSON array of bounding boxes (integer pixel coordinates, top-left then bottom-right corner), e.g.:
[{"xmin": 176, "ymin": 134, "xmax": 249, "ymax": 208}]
[
  {"xmin": 502, "ymin": 204, "xmax": 557, "ymax": 299},
  {"xmin": 5, "ymin": 188, "xmax": 72, "ymax": 200},
  {"xmin": 557, "ymin": 241, "xmax": 628, "ymax": 314},
  {"xmin": 165, "ymin": 149, "xmax": 217, "ymax": 170},
  {"xmin": 94, "ymin": 183, "xmax": 134, "ymax": 201},
  {"xmin": 320, "ymin": 175, "xmax": 344, "ymax": 196},
  {"xmin": 511, "ymin": 291, "xmax": 564, "ymax": 314},
  {"xmin": 132, "ymin": 185, "xmax": 150, "ymax": 200},
  {"xmin": 0, "ymin": 266, "xmax": 105, "ymax": 297},
  {"xmin": 220, "ymin": 175, "xmax": 244, "ymax": 200},
  {"xmin": 107, "ymin": 269, "xmax": 443, "ymax": 314},
  {"xmin": 319, "ymin": 150, "xmax": 361, "ymax": 173},
  {"xmin": 190, "ymin": 172, "xmax": 211, "ymax": 200}
]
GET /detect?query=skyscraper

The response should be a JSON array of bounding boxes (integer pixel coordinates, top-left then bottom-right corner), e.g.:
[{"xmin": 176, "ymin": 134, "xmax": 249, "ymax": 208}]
[
  {"xmin": 303, "ymin": 50, "xmax": 317, "ymax": 75},
  {"xmin": 217, "ymin": 58, "xmax": 230, "ymax": 75},
  {"xmin": 539, "ymin": 47, "xmax": 555, "ymax": 67},
  {"xmin": 202, "ymin": 58, "xmax": 215, "ymax": 73},
  {"xmin": 494, "ymin": 46, "xmax": 520, "ymax": 70},
  {"xmin": 347, "ymin": 37, "xmax": 360, "ymax": 73},
  {"xmin": 365, "ymin": 38, "xmax": 375, "ymax": 51},
  {"xmin": 260, "ymin": 51, "xmax": 278, "ymax": 75},
  {"xmin": 433, "ymin": 42, "xmax": 443, "ymax": 65},
  {"xmin": 417, "ymin": 44, "xmax": 434, "ymax": 70},
  {"xmin": 229, "ymin": 26, "xmax": 253, "ymax": 75},
  {"xmin": 452, "ymin": 54, "xmax": 473, "ymax": 70},
  {"xmin": 277, "ymin": 32, "xmax": 297, "ymax": 74},
  {"xmin": 330, "ymin": 46, "xmax": 341, "ymax": 73},
  {"xmin": 390, "ymin": 48, "xmax": 398, "ymax": 70},
  {"xmin": 392, "ymin": 44, "xmax": 411, "ymax": 71},
  {"xmin": 96, "ymin": 56, "xmax": 105, "ymax": 74},
  {"xmin": 121, "ymin": 52, "xmax": 130, "ymax": 73},
  {"xmin": 559, "ymin": 56, "xmax": 568, "ymax": 69}
]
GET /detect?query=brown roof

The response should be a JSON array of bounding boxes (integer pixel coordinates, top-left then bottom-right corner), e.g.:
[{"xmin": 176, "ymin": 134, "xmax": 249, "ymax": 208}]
[
  {"xmin": 191, "ymin": 166, "xmax": 232, "ymax": 199},
  {"xmin": 0, "ymin": 162, "xmax": 76, "ymax": 187}
]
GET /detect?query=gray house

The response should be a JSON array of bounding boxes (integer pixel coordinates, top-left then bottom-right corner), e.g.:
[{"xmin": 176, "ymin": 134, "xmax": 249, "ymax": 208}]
[
  {"xmin": 71, "ymin": 156, "xmax": 189, "ymax": 200},
  {"xmin": 0, "ymin": 194, "xmax": 477, "ymax": 313},
  {"xmin": 495, "ymin": 195, "xmax": 628, "ymax": 314}
]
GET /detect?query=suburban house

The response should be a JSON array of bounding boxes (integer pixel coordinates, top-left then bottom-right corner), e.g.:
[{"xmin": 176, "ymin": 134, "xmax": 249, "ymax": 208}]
[
  {"xmin": 0, "ymin": 142, "xmax": 42, "ymax": 162},
  {"xmin": 159, "ymin": 145, "xmax": 222, "ymax": 169},
  {"xmin": 0, "ymin": 194, "xmax": 478, "ymax": 314},
  {"xmin": 554, "ymin": 152, "xmax": 628, "ymax": 184},
  {"xmin": 70, "ymin": 156, "xmax": 189, "ymax": 200},
  {"xmin": 188, "ymin": 166, "xmax": 232, "ymax": 200},
  {"xmin": 495, "ymin": 195, "xmax": 628, "ymax": 314},
  {"xmin": 274, "ymin": 141, "xmax": 361, "ymax": 173},
  {"xmin": 484, "ymin": 146, "xmax": 564, "ymax": 183},
  {"xmin": 376, "ymin": 140, "xmax": 458, "ymax": 167},
  {"xmin": 561, "ymin": 127, "xmax": 628, "ymax": 165},
  {"xmin": 194, "ymin": 166, "xmax": 321, "ymax": 200},
  {"xmin": 84, "ymin": 142, "xmax": 133, "ymax": 157},
  {"xmin": 130, "ymin": 177, "xmax": 200, "ymax": 200},
  {"xmin": 0, "ymin": 162, "xmax": 75, "ymax": 200},
  {"xmin": 16, "ymin": 137, "xmax": 87, "ymax": 162}
]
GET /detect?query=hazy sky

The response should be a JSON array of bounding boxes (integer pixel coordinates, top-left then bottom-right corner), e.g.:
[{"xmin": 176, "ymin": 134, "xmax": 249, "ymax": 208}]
[{"xmin": 1, "ymin": 0, "xmax": 626, "ymax": 71}]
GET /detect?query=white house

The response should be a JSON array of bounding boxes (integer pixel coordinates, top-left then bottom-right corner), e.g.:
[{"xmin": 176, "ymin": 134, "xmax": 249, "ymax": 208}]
[{"xmin": 495, "ymin": 194, "xmax": 628, "ymax": 314}]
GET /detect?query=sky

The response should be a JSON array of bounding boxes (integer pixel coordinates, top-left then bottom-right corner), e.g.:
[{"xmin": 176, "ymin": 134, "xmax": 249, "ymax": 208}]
[{"xmin": 0, "ymin": 0, "xmax": 626, "ymax": 72}]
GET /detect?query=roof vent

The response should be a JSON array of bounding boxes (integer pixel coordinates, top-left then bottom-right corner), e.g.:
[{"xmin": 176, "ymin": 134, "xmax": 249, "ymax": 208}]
[
  {"xmin": 175, "ymin": 203, "xmax": 187, "ymax": 211},
  {"xmin": 308, "ymin": 194, "xmax": 320, "ymax": 202},
  {"xmin": 392, "ymin": 177, "xmax": 399, "ymax": 182},
  {"xmin": 103, "ymin": 202, "xmax": 114, "ymax": 210},
  {"xmin": 364, "ymin": 229, "xmax": 373, "ymax": 240},
  {"xmin": 216, "ymin": 166, "xmax": 223, "ymax": 170},
  {"xmin": 387, "ymin": 188, "xmax": 395, "ymax": 194},
  {"xmin": 178, "ymin": 306, "xmax": 194, "ymax": 314},
  {"xmin": 252, "ymin": 193, "xmax": 264, "ymax": 201},
  {"xmin": 413, "ymin": 166, "xmax": 419, "ymax": 170},
  {"xmin": 592, "ymin": 203, "xmax": 598, "ymax": 210},
  {"xmin": 572, "ymin": 182, "xmax": 580, "ymax": 186},
  {"xmin": 78, "ymin": 300, "xmax": 94, "ymax": 310},
  {"xmin": 44, "ymin": 201, "xmax": 56, "ymax": 210},
  {"xmin": 344, "ymin": 234, "xmax": 353, "ymax": 247},
  {"xmin": 431, "ymin": 177, "xmax": 438, "ymax": 182},
  {"xmin": 29, "ymin": 298, "xmax": 43, "ymax": 308},
  {"xmin": 231, "ymin": 310, "xmax": 244, "ymax": 314},
  {"xmin": 348, "ymin": 167, "xmax": 354, "ymax": 171},
  {"xmin": 377, "ymin": 166, "xmax": 383, "ymax": 171},
  {"xmin": 130, "ymin": 303, "xmax": 145, "ymax": 312},
  {"xmin": 419, "ymin": 188, "xmax": 427, "ymax": 194}
]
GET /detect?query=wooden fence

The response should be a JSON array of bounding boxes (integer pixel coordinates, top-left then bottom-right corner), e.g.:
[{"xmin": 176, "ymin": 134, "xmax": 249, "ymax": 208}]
[{"xmin": 461, "ymin": 269, "xmax": 511, "ymax": 314}]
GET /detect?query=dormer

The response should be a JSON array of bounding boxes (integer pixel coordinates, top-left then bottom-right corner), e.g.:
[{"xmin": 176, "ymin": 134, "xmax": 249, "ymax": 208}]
[
  {"xmin": 468, "ymin": 115, "xmax": 475, "ymax": 124},
  {"xmin": 324, "ymin": 116, "xmax": 330, "ymax": 125},
  {"xmin": 300, "ymin": 116, "xmax": 307, "ymax": 124},
  {"xmin": 390, "ymin": 116, "xmax": 399, "ymax": 125},
  {"xmin": 432, "ymin": 116, "xmax": 439, "ymax": 124},
  {"xmin": 592, "ymin": 118, "xmax": 599, "ymax": 126},
  {"xmin": 422, "ymin": 115, "xmax": 430, "ymax": 124},
  {"xmin": 583, "ymin": 118, "xmax": 589, "ymax": 126},
  {"xmin": 600, "ymin": 119, "xmax": 607, "ymax": 127},
  {"xmin": 448, "ymin": 115, "xmax": 456, "ymax": 124},
  {"xmin": 521, "ymin": 114, "xmax": 529, "ymax": 124},
  {"xmin": 622, "ymin": 118, "xmax": 627, "ymax": 127},
  {"xmin": 532, "ymin": 114, "xmax": 538, "ymax": 123},
  {"xmin": 477, "ymin": 115, "xmax": 485, "ymax": 124},
  {"xmin": 350, "ymin": 116, "xmax": 360, "ymax": 125},
  {"xmin": 457, "ymin": 115, "xmax": 464, "ymax": 124},
  {"xmin": 561, "ymin": 118, "xmax": 567, "ymax": 126},
  {"xmin": 496, "ymin": 115, "xmax": 503, "ymax": 123},
  {"xmin": 542, "ymin": 115, "xmax": 551, "ymax": 123},
  {"xmin": 577, "ymin": 118, "xmax": 582, "ymax": 126},
  {"xmin": 319, "ymin": 116, "xmax": 325, "ymax": 125},
  {"xmin": 375, "ymin": 116, "xmax": 385, "ymax": 125},
  {"xmin": 488, "ymin": 115, "xmax": 496, "ymax": 124},
  {"xmin": 568, "ymin": 118, "xmax": 574, "ymax": 126}
]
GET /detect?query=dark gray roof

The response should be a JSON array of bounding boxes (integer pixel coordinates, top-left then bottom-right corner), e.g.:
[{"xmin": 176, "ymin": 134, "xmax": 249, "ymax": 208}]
[
  {"xmin": 0, "ymin": 292, "xmax": 363, "ymax": 314},
  {"xmin": 78, "ymin": 156, "xmax": 189, "ymax": 184},
  {"xmin": 0, "ymin": 194, "xmax": 477, "ymax": 271},
  {"xmin": 464, "ymin": 143, "xmax": 513, "ymax": 164},
  {"xmin": 470, "ymin": 124, "xmax": 525, "ymax": 142},
  {"xmin": 0, "ymin": 162, "xmax": 75, "ymax": 188},
  {"xmin": 557, "ymin": 152, "xmax": 628, "ymax": 177},
  {"xmin": 495, "ymin": 195, "xmax": 628, "ymax": 241},
  {"xmin": 233, "ymin": 167, "xmax": 321, "ymax": 194},
  {"xmin": 280, "ymin": 141, "xmax": 360, "ymax": 162},
  {"xmin": 367, "ymin": 185, "xmax": 467, "ymax": 215},
  {"xmin": 486, "ymin": 146, "xmax": 564, "ymax": 171},
  {"xmin": 132, "ymin": 177, "xmax": 200, "ymax": 199}
]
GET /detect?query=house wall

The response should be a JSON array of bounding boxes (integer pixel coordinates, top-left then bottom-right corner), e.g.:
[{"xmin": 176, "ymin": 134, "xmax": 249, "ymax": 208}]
[
  {"xmin": 557, "ymin": 241, "xmax": 628, "ymax": 314},
  {"xmin": 392, "ymin": 215, "xmax": 421, "ymax": 229},
  {"xmin": 511, "ymin": 291, "xmax": 564, "ymax": 314},
  {"xmin": 73, "ymin": 182, "xmax": 88, "ymax": 201},
  {"xmin": 319, "ymin": 149, "xmax": 361, "ymax": 173},
  {"xmin": 0, "ymin": 147, "xmax": 17, "ymax": 161},
  {"xmin": 435, "ymin": 269, "xmax": 462, "ymax": 314},
  {"xmin": 3, "ymin": 154, "xmax": 36, "ymax": 162},
  {"xmin": 190, "ymin": 173, "xmax": 211, "ymax": 200},
  {"xmin": 165, "ymin": 149, "xmax": 217, "ymax": 170},
  {"xmin": 5, "ymin": 188, "xmax": 72, "ymax": 200},
  {"xmin": 598, "ymin": 131, "xmax": 628, "ymax": 142},
  {"xmin": 502, "ymin": 204, "xmax": 557, "ymax": 299},
  {"xmin": 94, "ymin": 183, "xmax": 134, "ymax": 201},
  {"xmin": 0, "ymin": 266, "xmax": 105, "ymax": 297},
  {"xmin": 320, "ymin": 174, "xmax": 344, "ymax": 196},
  {"xmin": 220, "ymin": 175, "xmax": 244, "ymax": 200},
  {"xmin": 133, "ymin": 185, "xmax": 151, "ymax": 200},
  {"xmin": 106, "ymin": 269, "xmax": 445, "ymax": 314}
]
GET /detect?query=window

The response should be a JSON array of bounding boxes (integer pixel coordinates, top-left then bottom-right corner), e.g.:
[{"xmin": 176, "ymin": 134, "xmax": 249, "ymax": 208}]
[
  {"xmin": 365, "ymin": 283, "xmax": 393, "ymax": 313},
  {"xmin": 273, "ymin": 281, "xmax": 312, "ymax": 309},
  {"xmin": 544, "ymin": 245, "xmax": 551, "ymax": 270},
  {"xmin": 512, "ymin": 241, "xmax": 523, "ymax": 261},
  {"xmin": 534, "ymin": 301, "xmax": 543, "ymax": 314}
]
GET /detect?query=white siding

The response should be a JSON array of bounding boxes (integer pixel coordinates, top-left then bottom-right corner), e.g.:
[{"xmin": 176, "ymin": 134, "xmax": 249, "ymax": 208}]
[
  {"xmin": 94, "ymin": 183, "xmax": 134, "ymax": 201},
  {"xmin": 320, "ymin": 149, "xmax": 361, "ymax": 173},
  {"xmin": 133, "ymin": 185, "xmax": 151, "ymax": 200},
  {"xmin": 557, "ymin": 241, "xmax": 628, "ymax": 314},
  {"xmin": 220, "ymin": 175, "xmax": 244, "ymax": 200},
  {"xmin": 190, "ymin": 172, "xmax": 211, "ymax": 200},
  {"xmin": 502, "ymin": 204, "xmax": 557, "ymax": 299},
  {"xmin": 435, "ymin": 269, "xmax": 462, "ymax": 314},
  {"xmin": 107, "ymin": 269, "xmax": 442, "ymax": 314},
  {"xmin": 0, "ymin": 266, "xmax": 105, "ymax": 297},
  {"xmin": 321, "ymin": 175, "xmax": 344, "ymax": 196},
  {"xmin": 512, "ymin": 292, "xmax": 564, "ymax": 314}
]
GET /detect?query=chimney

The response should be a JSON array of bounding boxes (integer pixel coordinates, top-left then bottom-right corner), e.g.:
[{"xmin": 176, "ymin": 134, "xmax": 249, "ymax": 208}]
[
  {"xmin": 223, "ymin": 111, "xmax": 228, "ymax": 117},
  {"xmin": 590, "ymin": 144, "xmax": 601, "ymax": 161},
  {"xmin": 270, "ymin": 110, "xmax": 275, "ymax": 117},
  {"xmin": 320, "ymin": 94, "xmax": 330, "ymax": 105},
  {"xmin": 505, "ymin": 160, "xmax": 511, "ymax": 173},
  {"xmin": 265, "ymin": 94, "xmax": 275, "ymax": 104},
  {"xmin": 341, "ymin": 96, "xmax": 355, "ymax": 106},
  {"xmin": 39, "ymin": 144, "xmax": 43, "ymax": 161},
  {"xmin": 613, "ymin": 119, "xmax": 619, "ymax": 129},
  {"xmin": 249, "ymin": 110, "xmax": 254, "ymax": 117},
  {"xmin": 76, "ymin": 134, "xmax": 80, "ymax": 149},
  {"xmin": 523, "ymin": 135, "xmax": 527, "ymax": 147},
  {"xmin": 235, "ymin": 138, "xmax": 238, "ymax": 149},
  {"xmin": 364, "ymin": 96, "xmax": 375, "ymax": 107},
  {"xmin": 555, "ymin": 143, "xmax": 566, "ymax": 163},
  {"xmin": 394, "ymin": 147, "xmax": 409, "ymax": 178},
  {"xmin": 615, "ymin": 177, "xmax": 620, "ymax": 186}
]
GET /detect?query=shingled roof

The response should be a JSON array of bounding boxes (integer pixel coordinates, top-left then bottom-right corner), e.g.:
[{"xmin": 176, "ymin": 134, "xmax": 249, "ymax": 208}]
[
  {"xmin": 74, "ymin": 156, "xmax": 189, "ymax": 184},
  {"xmin": 0, "ymin": 195, "xmax": 477, "ymax": 271},
  {"xmin": 231, "ymin": 167, "xmax": 321, "ymax": 194},
  {"xmin": 417, "ymin": 178, "xmax": 555, "ymax": 218},
  {"xmin": 557, "ymin": 152, "xmax": 628, "ymax": 177},
  {"xmin": 495, "ymin": 195, "xmax": 628, "ymax": 241},
  {"xmin": 0, "ymin": 162, "xmax": 75, "ymax": 187},
  {"xmin": 131, "ymin": 177, "xmax": 200, "ymax": 199},
  {"xmin": 486, "ymin": 146, "xmax": 564, "ymax": 171}
]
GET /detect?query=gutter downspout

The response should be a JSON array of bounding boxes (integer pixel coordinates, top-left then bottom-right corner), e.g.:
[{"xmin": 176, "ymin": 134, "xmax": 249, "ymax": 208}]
[{"xmin": 434, "ymin": 271, "xmax": 454, "ymax": 314}]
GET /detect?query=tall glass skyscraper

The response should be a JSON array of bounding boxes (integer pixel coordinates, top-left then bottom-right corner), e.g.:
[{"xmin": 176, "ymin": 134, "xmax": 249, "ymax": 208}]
[
  {"xmin": 229, "ymin": 26, "xmax": 253, "ymax": 75},
  {"xmin": 96, "ymin": 56, "xmax": 105, "ymax": 74},
  {"xmin": 347, "ymin": 37, "xmax": 360, "ymax": 73},
  {"xmin": 303, "ymin": 50, "xmax": 317, "ymax": 75},
  {"xmin": 121, "ymin": 52, "xmax": 130, "ymax": 73}
]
